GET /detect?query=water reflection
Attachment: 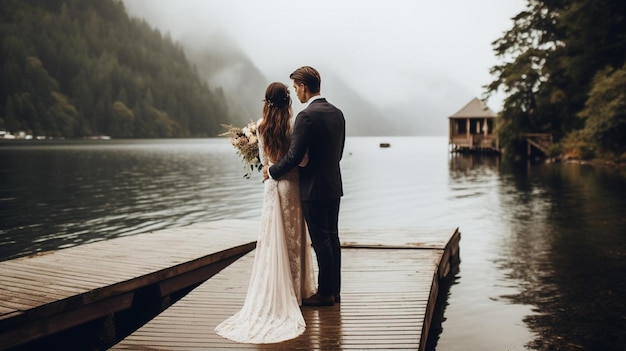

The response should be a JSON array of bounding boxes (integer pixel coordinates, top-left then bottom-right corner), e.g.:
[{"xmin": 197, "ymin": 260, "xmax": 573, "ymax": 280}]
[
  {"xmin": 448, "ymin": 153, "xmax": 500, "ymax": 199},
  {"xmin": 495, "ymin": 161, "xmax": 626, "ymax": 350},
  {"xmin": 443, "ymin": 154, "xmax": 535, "ymax": 351},
  {"xmin": 443, "ymin": 153, "xmax": 626, "ymax": 350},
  {"xmin": 0, "ymin": 139, "xmax": 263, "ymax": 259},
  {"xmin": 1, "ymin": 138, "xmax": 625, "ymax": 350}
]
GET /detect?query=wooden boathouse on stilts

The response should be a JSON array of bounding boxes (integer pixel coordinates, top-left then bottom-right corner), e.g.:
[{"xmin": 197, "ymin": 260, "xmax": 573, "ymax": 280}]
[{"xmin": 448, "ymin": 97, "xmax": 499, "ymax": 153}]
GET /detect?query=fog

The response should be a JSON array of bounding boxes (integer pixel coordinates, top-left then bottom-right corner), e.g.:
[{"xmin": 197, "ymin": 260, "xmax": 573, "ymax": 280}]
[{"xmin": 122, "ymin": 0, "xmax": 525, "ymax": 136}]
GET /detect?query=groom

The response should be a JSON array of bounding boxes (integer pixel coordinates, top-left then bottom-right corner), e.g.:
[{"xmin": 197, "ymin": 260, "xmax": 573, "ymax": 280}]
[{"xmin": 265, "ymin": 66, "xmax": 345, "ymax": 306}]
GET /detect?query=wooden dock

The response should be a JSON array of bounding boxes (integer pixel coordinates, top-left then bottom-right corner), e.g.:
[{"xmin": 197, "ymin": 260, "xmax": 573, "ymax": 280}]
[
  {"xmin": 0, "ymin": 220, "xmax": 259, "ymax": 350},
  {"xmin": 112, "ymin": 226, "xmax": 460, "ymax": 350},
  {"xmin": 0, "ymin": 220, "xmax": 460, "ymax": 351}
]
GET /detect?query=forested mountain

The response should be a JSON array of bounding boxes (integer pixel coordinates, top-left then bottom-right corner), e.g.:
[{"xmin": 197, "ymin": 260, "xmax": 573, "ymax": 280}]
[
  {"xmin": 175, "ymin": 32, "xmax": 268, "ymax": 129},
  {"xmin": 0, "ymin": 0, "xmax": 242, "ymax": 138},
  {"xmin": 486, "ymin": 0, "xmax": 626, "ymax": 160}
]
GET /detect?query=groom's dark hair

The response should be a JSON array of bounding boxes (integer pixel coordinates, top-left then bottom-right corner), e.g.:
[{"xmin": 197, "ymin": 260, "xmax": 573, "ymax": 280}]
[{"xmin": 290, "ymin": 66, "xmax": 321, "ymax": 94}]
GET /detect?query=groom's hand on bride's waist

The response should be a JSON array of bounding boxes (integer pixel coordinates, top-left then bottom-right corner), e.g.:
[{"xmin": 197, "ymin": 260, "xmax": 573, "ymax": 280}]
[{"xmin": 263, "ymin": 165, "xmax": 270, "ymax": 181}]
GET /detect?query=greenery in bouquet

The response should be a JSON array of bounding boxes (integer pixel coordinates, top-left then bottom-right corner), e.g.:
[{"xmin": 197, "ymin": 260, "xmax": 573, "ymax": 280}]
[{"xmin": 220, "ymin": 121, "xmax": 263, "ymax": 178}]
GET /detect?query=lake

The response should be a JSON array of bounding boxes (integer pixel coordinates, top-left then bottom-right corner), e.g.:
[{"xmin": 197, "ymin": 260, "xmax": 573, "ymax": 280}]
[{"xmin": 1, "ymin": 137, "xmax": 625, "ymax": 350}]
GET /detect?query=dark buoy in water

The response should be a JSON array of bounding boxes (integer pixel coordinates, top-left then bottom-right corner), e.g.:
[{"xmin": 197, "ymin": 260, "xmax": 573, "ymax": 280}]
[{"xmin": 379, "ymin": 142, "xmax": 390, "ymax": 148}]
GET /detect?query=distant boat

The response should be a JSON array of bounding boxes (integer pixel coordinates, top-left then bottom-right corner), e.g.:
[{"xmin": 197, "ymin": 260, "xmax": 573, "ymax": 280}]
[
  {"xmin": 379, "ymin": 142, "xmax": 390, "ymax": 148},
  {"xmin": 0, "ymin": 131, "xmax": 15, "ymax": 139}
]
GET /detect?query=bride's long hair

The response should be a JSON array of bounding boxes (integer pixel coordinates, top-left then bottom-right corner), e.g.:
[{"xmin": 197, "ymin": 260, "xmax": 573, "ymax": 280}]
[{"xmin": 258, "ymin": 82, "xmax": 292, "ymax": 163}]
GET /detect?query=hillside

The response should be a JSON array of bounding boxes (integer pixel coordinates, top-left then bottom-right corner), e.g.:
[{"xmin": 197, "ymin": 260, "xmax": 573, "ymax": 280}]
[{"xmin": 0, "ymin": 0, "xmax": 241, "ymax": 138}]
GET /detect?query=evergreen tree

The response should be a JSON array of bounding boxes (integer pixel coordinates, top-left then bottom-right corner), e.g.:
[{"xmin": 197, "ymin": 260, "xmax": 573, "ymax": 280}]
[
  {"xmin": 486, "ymin": 0, "xmax": 626, "ymax": 159},
  {"xmin": 0, "ymin": 0, "xmax": 237, "ymax": 138}
]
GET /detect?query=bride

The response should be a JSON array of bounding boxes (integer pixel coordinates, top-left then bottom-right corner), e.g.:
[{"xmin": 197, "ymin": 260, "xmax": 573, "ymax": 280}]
[{"xmin": 214, "ymin": 82, "xmax": 316, "ymax": 343}]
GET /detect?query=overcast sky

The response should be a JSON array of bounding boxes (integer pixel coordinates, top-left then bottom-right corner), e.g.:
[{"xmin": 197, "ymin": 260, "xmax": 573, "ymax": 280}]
[{"xmin": 123, "ymin": 0, "xmax": 526, "ymax": 132}]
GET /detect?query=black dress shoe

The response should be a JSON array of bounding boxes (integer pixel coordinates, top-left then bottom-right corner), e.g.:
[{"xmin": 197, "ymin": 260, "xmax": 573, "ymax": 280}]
[{"xmin": 303, "ymin": 293, "xmax": 335, "ymax": 306}]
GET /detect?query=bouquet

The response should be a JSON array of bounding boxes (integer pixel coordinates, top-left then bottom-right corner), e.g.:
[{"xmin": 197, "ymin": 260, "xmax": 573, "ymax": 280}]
[{"xmin": 219, "ymin": 120, "xmax": 262, "ymax": 178}]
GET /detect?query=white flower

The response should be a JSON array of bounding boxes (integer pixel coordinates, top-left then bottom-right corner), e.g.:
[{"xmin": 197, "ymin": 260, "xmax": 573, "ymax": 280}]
[{"xmin": 220, "ymin": 120, "xmax": 262, "ymax": 179}]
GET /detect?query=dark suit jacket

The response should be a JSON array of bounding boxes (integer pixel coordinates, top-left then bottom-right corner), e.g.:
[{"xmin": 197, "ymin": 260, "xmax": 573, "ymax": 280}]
[{"xmin": 269, "ymin": 98, "xmax": 345, "ymax": 201}]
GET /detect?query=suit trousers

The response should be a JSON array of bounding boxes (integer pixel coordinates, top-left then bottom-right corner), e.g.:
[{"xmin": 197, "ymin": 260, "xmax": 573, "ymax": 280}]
[{"xmin": 301, "ymin": 198, "xmax": 341, "ymax": 297}]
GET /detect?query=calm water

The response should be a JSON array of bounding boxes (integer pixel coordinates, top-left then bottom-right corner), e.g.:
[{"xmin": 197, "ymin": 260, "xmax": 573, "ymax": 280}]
[{"xmin": 1, "ymin": 137, "xmax": 625, "ymax": 350}]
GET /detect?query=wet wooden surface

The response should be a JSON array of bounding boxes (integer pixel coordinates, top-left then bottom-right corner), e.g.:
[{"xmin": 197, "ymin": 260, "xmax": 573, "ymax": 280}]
[
  {"xmin": 0, "ymin": 220, "xmax": 259, "ymax": 350},
  {"xmin": 113, "ymin": 226, "xmax": 460, "ymax": 351}
]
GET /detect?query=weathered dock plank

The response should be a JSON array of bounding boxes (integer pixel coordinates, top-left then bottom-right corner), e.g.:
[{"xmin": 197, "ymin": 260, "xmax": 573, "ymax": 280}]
[
  {"xmin": 113, "ymin": 227, "xmax": 460, "ymax": 351},
  {"xmin": 0, "ymin": 219, "xmax": 259, "ymax": 350}
]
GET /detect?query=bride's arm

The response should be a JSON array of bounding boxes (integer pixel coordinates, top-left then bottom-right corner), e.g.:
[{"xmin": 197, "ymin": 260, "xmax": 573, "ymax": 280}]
[
  {"xmin": 256, "ymin": 119, "xmax": 269, "ymax": 167},
  {"xmin": 257, "ymin": 119, "xmax": 273, "ymax": 180}
]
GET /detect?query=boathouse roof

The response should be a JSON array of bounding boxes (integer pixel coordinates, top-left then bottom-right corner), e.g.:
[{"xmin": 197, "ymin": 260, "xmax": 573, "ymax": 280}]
[{"xmin": 449, "ymin": 97, "xmax": 497, "ymax": 119}]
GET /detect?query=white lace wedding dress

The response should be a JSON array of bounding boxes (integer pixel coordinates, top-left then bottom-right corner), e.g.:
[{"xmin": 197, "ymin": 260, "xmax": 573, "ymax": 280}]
[{"xmin": 214, "ymin": 119, "xmax": 316, "ymax": 344}]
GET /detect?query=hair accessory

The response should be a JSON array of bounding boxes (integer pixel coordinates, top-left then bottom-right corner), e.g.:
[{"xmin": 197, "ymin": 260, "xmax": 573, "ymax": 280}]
[{"xmin": 264, "ymin": 99, "xmax": 274, "ymax": 107}]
